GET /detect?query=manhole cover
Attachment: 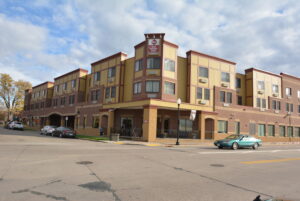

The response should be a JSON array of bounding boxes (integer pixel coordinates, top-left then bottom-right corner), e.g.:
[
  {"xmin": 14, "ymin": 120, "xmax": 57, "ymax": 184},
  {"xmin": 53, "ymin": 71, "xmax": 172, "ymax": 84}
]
[
  {"xmin": 210, "ymin": 164, "xmax": 224, "ymax": 167},
  {"xmin": 76, "ymin": 161, "xmax": 93, "ymax": 165}
]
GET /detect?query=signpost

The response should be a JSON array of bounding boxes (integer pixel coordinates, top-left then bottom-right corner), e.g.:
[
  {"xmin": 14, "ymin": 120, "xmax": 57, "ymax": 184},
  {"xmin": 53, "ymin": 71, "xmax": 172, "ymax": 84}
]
[{"xmin": 65, "ymin": 116, "xmax": 68, "ymax": 127}]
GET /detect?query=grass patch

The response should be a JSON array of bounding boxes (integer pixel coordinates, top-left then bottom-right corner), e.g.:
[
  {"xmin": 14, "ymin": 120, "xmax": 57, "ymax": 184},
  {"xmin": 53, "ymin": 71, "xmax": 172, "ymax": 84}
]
[{"xmin": 76, "ymin": 135, "xmax": 109, "ymax": 141}]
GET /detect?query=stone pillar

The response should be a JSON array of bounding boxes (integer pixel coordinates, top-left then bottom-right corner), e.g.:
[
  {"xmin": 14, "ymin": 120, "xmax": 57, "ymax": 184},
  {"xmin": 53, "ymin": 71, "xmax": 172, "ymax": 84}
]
[
  {"xmin": 60, "ymin": 116, "xmax": 64, "ymax": 127},
  {"xmin": 199, "ymin": 112, "xmax": 206, "ymax": 140},
  {"xmin": 142, "ymin": 105, "xmax": 157, "ymax": 142},
  {"xmin": 107, "ymin": 110, "xmax": 115, "ymax": 137}
]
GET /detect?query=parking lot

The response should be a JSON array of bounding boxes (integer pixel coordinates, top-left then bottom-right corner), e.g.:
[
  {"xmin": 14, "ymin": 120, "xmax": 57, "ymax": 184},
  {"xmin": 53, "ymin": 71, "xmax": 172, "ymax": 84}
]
[{"xmin": 0, "ymin": 127, "xmax": 300, "ymax": 201}]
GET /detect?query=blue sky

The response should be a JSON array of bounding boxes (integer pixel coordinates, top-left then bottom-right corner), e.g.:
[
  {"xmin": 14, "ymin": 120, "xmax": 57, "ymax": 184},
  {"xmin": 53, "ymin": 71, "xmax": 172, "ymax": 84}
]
[{"xmin": 0, "ymin": 0, "xmax": 300, "ymax": 85}]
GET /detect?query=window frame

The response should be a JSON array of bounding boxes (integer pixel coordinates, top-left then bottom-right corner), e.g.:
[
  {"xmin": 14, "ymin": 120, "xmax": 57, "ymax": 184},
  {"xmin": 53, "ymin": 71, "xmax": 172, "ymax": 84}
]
[
  {"xmin": 164, "ymin": 81, "xmax": 175, "ymax": 95},
  {"xmin": 164, "ymin": 58, "xmax": 175, "ymax": 72},
  {"xmin": 221, "ymin": 72, "xmax": 230, "ymax": 82},
  {"xmin": 146, "ymin": 80, "xmax": 160, "ymax": 93},
  {"xmin": 147, "ymin": 57, "xmax": 161, "ymax": 69},
  {"xmin": 199, "ymin": 67, "xmax": 208, "ymax": 78}
]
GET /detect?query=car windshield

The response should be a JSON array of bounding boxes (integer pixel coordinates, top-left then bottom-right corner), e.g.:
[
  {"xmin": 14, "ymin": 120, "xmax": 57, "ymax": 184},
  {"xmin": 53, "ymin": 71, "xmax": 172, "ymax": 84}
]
[
  {"xmin": 225, "ymin": 135, "xmax": 241, "ymax": 139},
  {"xmin": 49, "ymin": 126, "xmax": 57, "ymax": 128}
]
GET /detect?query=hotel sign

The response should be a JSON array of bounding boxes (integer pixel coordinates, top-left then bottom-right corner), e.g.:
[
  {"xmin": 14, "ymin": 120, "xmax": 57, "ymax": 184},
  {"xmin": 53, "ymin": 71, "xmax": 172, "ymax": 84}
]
[{"xmin": 148, "ymin": 39, "xmax": 160, "ymax": 55}]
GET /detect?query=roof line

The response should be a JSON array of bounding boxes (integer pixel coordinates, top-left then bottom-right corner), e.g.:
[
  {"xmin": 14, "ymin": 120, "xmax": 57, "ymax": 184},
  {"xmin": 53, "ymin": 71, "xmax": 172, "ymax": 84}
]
[{"xmin": 186, "ymin": 50, "xmax": 236, "ymax": 65}]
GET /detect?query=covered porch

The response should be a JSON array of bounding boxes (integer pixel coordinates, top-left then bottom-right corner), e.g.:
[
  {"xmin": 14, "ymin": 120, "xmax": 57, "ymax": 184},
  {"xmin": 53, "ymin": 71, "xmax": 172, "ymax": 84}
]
[{"xmin": 102, "ymin": 100, "xmax": 218, "ymax": 142}]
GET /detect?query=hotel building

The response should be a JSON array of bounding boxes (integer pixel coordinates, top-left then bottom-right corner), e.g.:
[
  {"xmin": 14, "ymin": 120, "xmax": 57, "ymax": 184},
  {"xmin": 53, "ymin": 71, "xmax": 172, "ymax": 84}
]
[{"xmin": 23, "ymin": 33, "xmax": 300, "ymax": 142}]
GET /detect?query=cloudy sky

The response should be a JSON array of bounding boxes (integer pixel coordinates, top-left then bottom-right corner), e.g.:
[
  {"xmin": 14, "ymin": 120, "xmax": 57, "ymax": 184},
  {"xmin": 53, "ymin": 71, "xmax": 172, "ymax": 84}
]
[{"xmin": 0, "ymin": 0, "xmax": 300, "ymax": 86}]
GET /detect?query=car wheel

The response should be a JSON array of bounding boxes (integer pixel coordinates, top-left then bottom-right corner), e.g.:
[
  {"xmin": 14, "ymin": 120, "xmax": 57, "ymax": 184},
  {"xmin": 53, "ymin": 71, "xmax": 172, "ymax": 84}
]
[
  {"xmin": 252, "ymin": 143, "xmax": 259, "ymax": 150},
  {"xmin": 218, "ymin": 146, "xmax": 223, "ymax": 149},
  {"xmin": 232, "ymin": 142, "xmax": 238, "ymax": 150}
]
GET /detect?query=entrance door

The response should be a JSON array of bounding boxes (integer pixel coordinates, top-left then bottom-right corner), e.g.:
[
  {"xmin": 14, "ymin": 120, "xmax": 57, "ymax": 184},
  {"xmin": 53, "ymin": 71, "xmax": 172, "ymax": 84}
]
[
  {"xmin": 205, "ymin": 118, "xmax": 214, "ymax": 139},
  {"xmin": 121, "ymin": 118, "xmax": 132, "ymax": 136},
  {"xmin": 164, "ymin": 119, "xmax": 169, "ymax": 133}
]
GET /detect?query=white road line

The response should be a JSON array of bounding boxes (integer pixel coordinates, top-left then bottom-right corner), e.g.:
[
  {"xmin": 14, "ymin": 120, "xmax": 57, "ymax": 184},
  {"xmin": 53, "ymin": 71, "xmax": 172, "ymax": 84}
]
[{"xmin": 198, "ymin": 149, "xmax": 300, "ymax": 154}]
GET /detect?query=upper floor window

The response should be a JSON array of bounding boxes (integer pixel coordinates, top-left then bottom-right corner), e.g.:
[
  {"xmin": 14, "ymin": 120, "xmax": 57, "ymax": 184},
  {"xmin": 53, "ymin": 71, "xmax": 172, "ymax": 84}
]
[
  {"xmin": 204, "ymin": 88, "xmax": 210, "ymax": 100},
  {"xmin": 220, "ymin": 91, "xmax": 225, "ymax": 102},
  {"xmin": 135, "ymin": 59, "xmax": 143, "ymax": 72},
  {"xmin": 146, "ymin": 81, "xmax": 159, "ymax": 93},
  {"xmin": 197, "ymin": 87, "xmax": 202, "ymax": 99},
  {"xmin": 237, "ymin": 96, "xmax": 242, "ymax": 105},
  {"xmin": 226, "ymin": 92, "xmax": 232, "ymax": 103},
  {"xmin": 105, "ymin": 87, "xmax": 116, "ymax": 99},
  {"xmin": 91, "ymin": 90, "xmax": 101, "ymax": 101},
  {"xmin": 272, "ymin": 84, "xmax": 279, "ymax": 93},
  {"xmin": 297, "ymin": 90, "xmax": 300, "ymax": 98},
  {"xmin": 94, "ymin": 71, "xmax": 101, "ymax": 81},
  {"xmin": 257, "ymin": 81, "xmax": 265, "ymax": 90},
  {"xmin": 257, "ymin": 98, "xmax": 266, "ymax": 108},
  {"xmin": 147, "ymin": 57, "xmax": 160, "ymax": 69},
  {"xmin": 164, "ymin": 59, "xmax": 175, "ymax": 72},
  {"xmin": 63, "ymin": 82, "xmax": 67, "ymax": 90},
  {"xmin": 164, "ymin": 82, "xmax": 175, "ymax": 95},
  {"xmin": 272, "ymin": 100, "xmax": 281, "ymax": 110},
  {"xmin": 134, "ymin": 82, "xmax": 142, "ymax": 94},
  {"xmin": 54, "ymin": 85, "xmax": 59, "ymax": 92},
  {"xmin": 199, "ymin": 67, "xmax": 208, "ymax": 78},
  {"xmin": 71, "ymin": 80, "xmax": 76, "ymax": 88},
  {"xmin": 69, "ymin": 95, "xmax": 75, "ymax": 105},
  {"xmin": 108, "ymin": 67, "xmax": 116, "ymax": 78},
  {"xmin": 60, "ymin": 97, "xmax": 66, "ymax": 105},
  {"xmin": 221, "ymin": 72, "xmax": 230, "ymax": 82},
  {"xmin": 235, "ymin": 78, "xmax": 241, "ymax": 88},
  {"xmin": 286, "ymin": 103, "xmax": 293, "ymax": 112},
  {"xmin": 286, "ymin": 87, "xmax": 292, "ymax": 96}
]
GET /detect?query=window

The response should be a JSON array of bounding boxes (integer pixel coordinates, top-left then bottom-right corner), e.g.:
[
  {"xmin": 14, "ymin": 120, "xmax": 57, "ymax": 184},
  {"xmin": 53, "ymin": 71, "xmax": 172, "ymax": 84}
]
[
  {"xmin": 268, "ymin": 125, "xmax": 275, "ymax": 136},
  {"xmin": 60, "ymin": 97, "xmax": 66, "ymax": 105},
  {"xmin": 262, "ymin": 99, "xmax": 266, "ymax": 108},
  {"xmin": 218, "ymin": 120, "xmax": 228, "ymax": 133},
  {"xmin": 91, "ymin": 90, "xmax": 100, "ymax": 101},
  {"xmin": 235, "ymin": 122, "xmax": 240, "ymax": 134},
  {"xmin": 164, "ymin": 59, "xmax": 175, "ymax": 71},
  {"xmin": 134, "ymin": 82, "xmax": 142, "ymax": 94},
  {"xmin": 220, "ymin": 91, "xmax": 225, "ymax": 102},
  {"xmin": 298, "ymin": 91, "xmax": 300, "ymax": 98},
  {"xmin": 204, "ymin": 88, "xmax": 210, "ymax": 100},
  {"xmin": 272, "ymin": 84, "xmax": 279, "ymax": 93},
  {"xmin": 286, "ymin": 88, "xmax": 292, "ymax": 96},
  {"xmin": 257, "ymin": 81, "xmax": 265, "ymax": 90},
  {"xmin": 146, "ymin": 81, "xmax": 159, "ymax": 93},
  {"xmin": 280, "ymin": 126, "xmax": 286, "ymax": 137},
  {"xmin": 53, "ymin": 99, "xmax": 58, "ymax": 107},
  {"xmin": 286, "ymin": 103, "xmax": 293, "ymax": 112},
  {"xmin": 221, "ymin": 72, "xmax": 230, "ymax": 82},
  {"xmin": 257, "ymin": 98, "xmax": 266, "ymax": 108},
  {"xmin": 249, "ymin": 123, "xmax": 256, "ymax": 135},
  {"xmin": 54, "ymin": 85, "xmax": 59, "ymax": 92},
  {"xmin": 199, "ymin": 67, "xmax": 208, "ymax": 78},
  {"xmin": 258, "ymin": 124, "xmax": 266, "ymax": 136},
  {"xmin": 298, "ymin": 105, "xmax": 300, "ymax": 113},
  {"xmin": 287, "ymin": 126, "xmax": 293, "ymax": 137},
  {"xmin": 235, "ymin": 78, "xmax": 241, "ymax": 88},
  {"xmin": 226, "ymin": 92, "xmax": 232, "ymax": 103},
  {"xmin": 135, "ymin": 59, "xmax": 143, "ymax": 72},
  {"xmin": 237, "ymin": 96, "xmax": 243, "ymax": 105},
  {"xmin": 294, "ymin": 127, "xmax": 300, "ymax": 137},
  {"xmin": 92, "ymin": 116, "xmax": 99, "ymax": 128},
  {"xmin": 164, "ymin": 82, "xmax": 175, "ymax": 95},
  {"xmin": 197, "ymin": 87, "xmax": 202, "ymax": 99},
  {"xmin": 257, "ymin": 98, "xmax": 261, "ymax": 107},
  {"xmin": 111, "ymin": 86, "xmax": 116, "ymax": 98},
  {"xmin": 69, "ymin": 95, "xmax": 75, "ymax": 104},
  {"xmin": 105, "ymin": 88, "xmax": 110, "ymax": 99},
  {"xmin": 179, "ymin": 119, "xmax": 193, "ymax": 132},
  {"xmin": 108, "ymin": 67, "xmax": 116, "ymax": 78},
  {"xmin": 42, "ymin": 90, "xmax": 45, "ymax": 96},
  {"xmin": 147, "ymin": 57, "xmax": 160, "ymax": 69},
  {"xmin": 94, "ymin": 72, "xmax": 100, "ymax": 81},
  {"xmin": 63, "ymin": 82, "xmax": 67, "ymax": 90},
  {"xmin": 71, "ymin": 80, "xmax": 76, "ymax": 88},
  {"xmin": 272, "ymin": 100, "xmax": 281, "ymax": 110}
]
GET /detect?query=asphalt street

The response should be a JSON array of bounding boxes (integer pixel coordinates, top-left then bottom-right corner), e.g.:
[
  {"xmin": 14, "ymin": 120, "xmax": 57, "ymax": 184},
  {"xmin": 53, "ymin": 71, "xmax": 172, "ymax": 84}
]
[{"xmin": 0, "ymin": 127, "xmax": 300, "ymax": 201}]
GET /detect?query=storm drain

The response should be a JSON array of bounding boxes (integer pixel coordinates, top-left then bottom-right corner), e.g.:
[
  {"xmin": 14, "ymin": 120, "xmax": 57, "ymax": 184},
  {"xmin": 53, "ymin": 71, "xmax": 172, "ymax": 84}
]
[
  {"xmin": 76, "ymin": 161, "xmax": 93, "ymax": 165},
  {"xmin": 210, "ymin": 164, "xmax": 225, "ymax": 167}
]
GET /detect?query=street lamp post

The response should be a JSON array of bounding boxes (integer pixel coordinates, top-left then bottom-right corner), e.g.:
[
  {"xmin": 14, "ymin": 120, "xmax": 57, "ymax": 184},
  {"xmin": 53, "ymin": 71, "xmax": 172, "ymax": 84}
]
[{"xmin": 176, "ymin": 98, "xmax": 181, "ymax": 145}]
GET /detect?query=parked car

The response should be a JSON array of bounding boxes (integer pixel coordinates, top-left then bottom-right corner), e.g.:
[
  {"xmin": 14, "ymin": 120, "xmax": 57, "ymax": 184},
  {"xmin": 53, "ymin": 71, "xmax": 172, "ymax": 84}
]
[
  {"xmin": 40, "ymin": 125, "xmax": 57, "ymax": 136},
  {"xmin": 52, "ymin": 127, "xmax": 76, "ymax": 138},
  {"xmin": 9, "ymin": 122, "xmax": 24, "ymax": 130},
  {"xmin": 5, "ymin": 121, "xmax": 13, "ymax": 129},
  {"xmin": 214, "ymin": 134, "xmax": 262, "ymax": 150}
]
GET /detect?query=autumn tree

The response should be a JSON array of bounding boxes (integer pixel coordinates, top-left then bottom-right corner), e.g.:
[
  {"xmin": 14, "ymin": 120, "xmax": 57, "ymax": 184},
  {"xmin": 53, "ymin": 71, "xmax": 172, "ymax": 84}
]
[{"xmin": 0, "ymin": 74, "xmax": 31, "ymax": 120}]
